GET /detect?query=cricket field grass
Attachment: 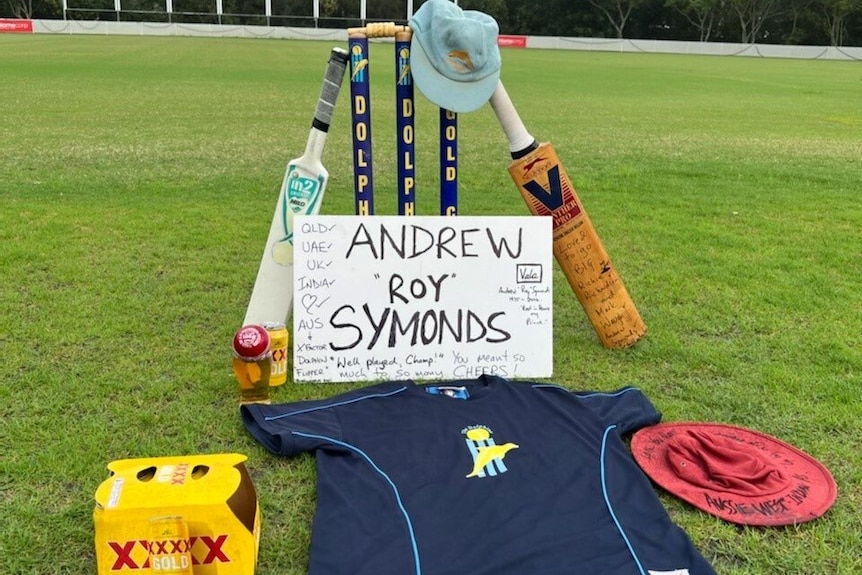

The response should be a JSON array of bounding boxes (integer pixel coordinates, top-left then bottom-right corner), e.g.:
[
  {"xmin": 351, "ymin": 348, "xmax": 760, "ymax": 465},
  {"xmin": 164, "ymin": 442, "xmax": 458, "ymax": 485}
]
[{"xmin": 1, "ymin": 33, "xmax": 860, "ymax": 574}]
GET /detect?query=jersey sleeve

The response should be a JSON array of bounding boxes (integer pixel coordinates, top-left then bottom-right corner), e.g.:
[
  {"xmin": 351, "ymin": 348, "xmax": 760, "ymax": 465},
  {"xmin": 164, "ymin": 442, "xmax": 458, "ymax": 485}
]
[
  {"xmin": 240, "ymin": 381, "xmax": 407, "ymax": 456},
  {"xmin": 241, "ymin": 396, "xmax": 343, "ymax": 456},
  {"xmin": 573, "ymin": 386, "xmax": 662, "ymax": 434}
]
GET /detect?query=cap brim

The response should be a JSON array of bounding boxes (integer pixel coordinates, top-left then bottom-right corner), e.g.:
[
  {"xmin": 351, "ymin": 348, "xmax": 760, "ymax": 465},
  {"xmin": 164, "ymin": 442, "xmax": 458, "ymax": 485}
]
[
  {"xmin": 410, "ymin": 38, "xmax": 500, "ymax": 114},
  {"xmin": 631, "ymin": 422, "xmax": 838, "ymax": 526}
]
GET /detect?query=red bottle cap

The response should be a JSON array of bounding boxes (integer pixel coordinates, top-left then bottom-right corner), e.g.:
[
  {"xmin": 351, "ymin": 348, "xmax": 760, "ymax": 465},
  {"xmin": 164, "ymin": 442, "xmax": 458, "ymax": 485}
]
[{"xmin": 233, "ymin": 324, "xmax": 270, "ymax": 360}]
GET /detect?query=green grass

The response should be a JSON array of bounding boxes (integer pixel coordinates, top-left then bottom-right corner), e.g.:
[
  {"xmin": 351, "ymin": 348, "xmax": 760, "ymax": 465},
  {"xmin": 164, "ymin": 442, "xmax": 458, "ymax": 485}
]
[{"xmin": 1, "ymin": 34, "xmax": 860, "ymax": 574}]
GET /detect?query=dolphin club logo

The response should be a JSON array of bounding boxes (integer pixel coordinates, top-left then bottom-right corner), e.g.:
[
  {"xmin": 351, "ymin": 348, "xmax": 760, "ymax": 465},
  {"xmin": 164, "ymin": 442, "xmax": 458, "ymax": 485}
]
[
  {"xmin": 462, "ymin": 426, "xmax": 519, "ymax": 478},
  {"xmin": 350, "ymin": 43, "xmax": 368, "ymax": 82},
  {"xmin": 397, "ymin": 46, "xmax": 411, "ymax": 85}
]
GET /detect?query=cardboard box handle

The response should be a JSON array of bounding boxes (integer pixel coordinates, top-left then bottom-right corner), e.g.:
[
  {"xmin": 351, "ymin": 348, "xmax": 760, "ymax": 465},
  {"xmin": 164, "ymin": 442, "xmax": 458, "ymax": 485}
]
[
  {"xmin": 136, "ymin": 466, "xmax": 157, "ymax": 482},
  {"xmin": 191, "ymin": 465, "xmax": 209, "ymax": 479}
]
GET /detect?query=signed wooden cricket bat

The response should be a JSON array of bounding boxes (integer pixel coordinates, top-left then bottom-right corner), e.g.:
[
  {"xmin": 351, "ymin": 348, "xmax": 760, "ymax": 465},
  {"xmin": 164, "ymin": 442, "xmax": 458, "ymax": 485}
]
[{"xmin": 489, "ymin": 81, "xmax": 646, "ymax": 349}]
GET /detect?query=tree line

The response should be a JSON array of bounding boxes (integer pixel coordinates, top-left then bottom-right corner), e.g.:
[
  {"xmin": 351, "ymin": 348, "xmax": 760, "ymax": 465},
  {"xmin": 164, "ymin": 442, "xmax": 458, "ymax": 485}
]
[{"xmin": 5, "ymin": 0, "xmax": 861, "ymax": 47}]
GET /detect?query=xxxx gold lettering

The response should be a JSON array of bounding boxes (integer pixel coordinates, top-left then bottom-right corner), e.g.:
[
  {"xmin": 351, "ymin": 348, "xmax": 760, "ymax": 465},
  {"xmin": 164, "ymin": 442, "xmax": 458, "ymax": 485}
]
[
  {"xmin": 170, "ymin": 463, "xmax": 188, "ymax": 485},
  {"xmin": 191, "ymin": 535, "xmax": 230, "ymax": 565},
  {"xmin": 107, "ymin": 535, "xmax": 231, "ymax": 570},
  {"xmin": 148, "ymin": 538, "xmax": 190, "ymax": 555},
  {"xmin": 151, "ymin": 555, "xmax": 190, "ymax": 571},
  {"xmin": 108, "ymin": 540, "xmax": 141, "ymax": 570}
]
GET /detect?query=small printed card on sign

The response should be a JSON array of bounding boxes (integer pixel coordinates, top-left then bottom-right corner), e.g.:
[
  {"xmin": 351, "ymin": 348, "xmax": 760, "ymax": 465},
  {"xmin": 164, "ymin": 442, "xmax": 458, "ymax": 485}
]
[{"xmin": 292, "ymin": 215, "xmax": 553, "ymax": 383}]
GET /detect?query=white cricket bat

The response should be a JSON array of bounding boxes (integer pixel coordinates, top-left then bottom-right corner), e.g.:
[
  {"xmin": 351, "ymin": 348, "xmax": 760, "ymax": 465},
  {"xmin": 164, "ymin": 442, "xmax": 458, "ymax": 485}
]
[{"xmin": 243, "ymin": 47, "xmax": 349, "ymax": 327}]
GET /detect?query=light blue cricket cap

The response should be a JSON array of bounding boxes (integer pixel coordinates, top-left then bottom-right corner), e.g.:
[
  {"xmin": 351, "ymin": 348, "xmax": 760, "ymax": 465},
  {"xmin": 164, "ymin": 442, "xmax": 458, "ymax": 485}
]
[{"xmin": 409, "ymin": 0, "xmax": 501, "ymax": 113}]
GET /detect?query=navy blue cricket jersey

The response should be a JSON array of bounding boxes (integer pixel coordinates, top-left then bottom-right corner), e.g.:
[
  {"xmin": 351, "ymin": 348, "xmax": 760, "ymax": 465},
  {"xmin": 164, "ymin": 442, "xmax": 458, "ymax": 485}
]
[{"xmin": 242, "ymin": 375, "xmax": 717, "ymax": 575}]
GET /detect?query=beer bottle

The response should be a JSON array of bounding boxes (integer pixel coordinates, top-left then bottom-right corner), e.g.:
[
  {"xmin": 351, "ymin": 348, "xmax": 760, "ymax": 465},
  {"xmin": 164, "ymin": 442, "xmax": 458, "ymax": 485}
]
[{"xmin": 232, "ymin": 324, "xmax": 272, "ymax": 404}]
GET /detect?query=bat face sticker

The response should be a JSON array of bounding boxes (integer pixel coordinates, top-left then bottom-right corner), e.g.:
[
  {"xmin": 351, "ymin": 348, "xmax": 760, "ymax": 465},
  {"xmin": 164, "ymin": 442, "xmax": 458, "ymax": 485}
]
[
  {"xmin": 522, "ymin": 156, "xmax": 547, "ymax": 174},
  {"xmin": 522, "ymin": 165, "xmax": 568, "ymax": 212}
]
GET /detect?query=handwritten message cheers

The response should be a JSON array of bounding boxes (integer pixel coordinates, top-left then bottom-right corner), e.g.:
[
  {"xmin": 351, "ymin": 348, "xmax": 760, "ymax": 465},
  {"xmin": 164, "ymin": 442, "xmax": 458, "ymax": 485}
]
[{"xmin": 292, "ymin": 216, "xmax": 553, "ymax": 383}]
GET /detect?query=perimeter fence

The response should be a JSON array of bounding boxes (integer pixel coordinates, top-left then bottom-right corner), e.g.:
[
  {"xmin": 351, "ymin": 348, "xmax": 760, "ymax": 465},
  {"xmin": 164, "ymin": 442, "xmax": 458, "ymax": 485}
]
[{"xmin": 9, "ymin": 18, "xmax": 862, "ymax": 61}]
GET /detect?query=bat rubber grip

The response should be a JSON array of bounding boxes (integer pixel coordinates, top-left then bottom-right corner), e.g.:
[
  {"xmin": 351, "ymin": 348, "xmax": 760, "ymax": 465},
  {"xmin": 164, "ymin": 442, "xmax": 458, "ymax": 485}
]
[
  {"xmin": 312, "ymin": 48, "xmax": 350, "ymax": 132},
  {"xmin": 489, "ymin": 80, "xmax": 537, "ymax": 158},
  {"xmin": 511, "ymin": 140, "xmax": 539, "ymax": 160}
]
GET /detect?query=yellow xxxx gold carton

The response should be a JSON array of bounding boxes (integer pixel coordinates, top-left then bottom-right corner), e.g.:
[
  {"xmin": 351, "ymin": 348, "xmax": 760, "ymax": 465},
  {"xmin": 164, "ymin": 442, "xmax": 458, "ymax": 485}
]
[{"xmin": 94, "ymin": 453, "xmax": 260, "ymax": 575}]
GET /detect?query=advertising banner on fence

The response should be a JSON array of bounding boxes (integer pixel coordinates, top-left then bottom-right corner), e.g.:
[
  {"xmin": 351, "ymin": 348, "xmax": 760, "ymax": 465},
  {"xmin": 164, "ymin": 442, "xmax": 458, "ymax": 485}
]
[
  {"xmin": 498, "ymin": 34, "xmax": 527, "ymax": 48},
  {"xmin": 0, "ymin": 19, "xmax": 33, "ymax": 33}
]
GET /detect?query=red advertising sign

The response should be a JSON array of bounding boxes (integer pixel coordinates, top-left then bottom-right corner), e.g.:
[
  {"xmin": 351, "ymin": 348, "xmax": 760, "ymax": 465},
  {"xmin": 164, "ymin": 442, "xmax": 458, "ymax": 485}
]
[
  {"xmin": 0, "ymin": 19, "xmax": 33, "ymax": 33},
  {"xmin": 497, "ymin": 35, "xmax": 527, "ymax": 48}
]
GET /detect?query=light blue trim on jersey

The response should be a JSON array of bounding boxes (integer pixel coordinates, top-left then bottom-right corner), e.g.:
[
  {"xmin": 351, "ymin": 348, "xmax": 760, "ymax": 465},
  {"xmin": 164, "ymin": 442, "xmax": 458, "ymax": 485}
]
[
  {"xmin": 530, "ymin": 383, "xmax": 570, "ymax": 392},
  {"xmin": 600, "ymin": 424, "xmax": 647, "ymax": 575},
  {"xmin": 292, "ymin": 431, "xmax": 422, "ymax": 575},
  {"xmin": 264, "ymin": 386, "xmax": 408, "ymax": 421},
  {"xmin": 531, "ymin": 384, "xmax": 640, "ymax": 399},
  {"xmin": 576, "ymin": 387, "xmax": 639, "ymax": 399}
]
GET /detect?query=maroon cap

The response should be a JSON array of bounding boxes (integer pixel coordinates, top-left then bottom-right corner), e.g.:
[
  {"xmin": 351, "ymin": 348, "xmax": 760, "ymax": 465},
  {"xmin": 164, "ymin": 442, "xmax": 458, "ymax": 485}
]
[{"xmin": 631, "ymin": 423, "xmax": 837, "ymax": 526}]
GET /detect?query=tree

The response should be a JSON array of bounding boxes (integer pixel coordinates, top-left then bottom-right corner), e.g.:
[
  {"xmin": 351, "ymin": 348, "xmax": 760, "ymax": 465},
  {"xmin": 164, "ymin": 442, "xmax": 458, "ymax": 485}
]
[
  {"xmin": 785, "ymin": 0, "xmax": 816, "ymax": 42},
  {"xmin": 726, "ymin": 0, "xmax": 784, "ymax": 42},
  {"xmin": 461, "ymin": 0, "xmax": 509, "ymax": 30},
  {"xmin": 666, "ymin": 0, "xmax": 724, "ymax": 41},
  {"xmin": 9, "ymin": 0, "xmax": 34, "ymax": 17},
  {"xmin": 585, "ymin": 0, "xmax": 649, "ymax": 38},
  {"xmin": 818, "ymin": 0, "xmax": 859, "ymax": 45},
  {"xmin": 6, "ymin": 0, "xmax": 63, "ymax": 19},
  {"xmin": 504, "ymin": 0, "xmax": 598, "ymax": 36},
  {"xmin": 366, "ymin": 0, "xmax": 408, "ymax": 20}
]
